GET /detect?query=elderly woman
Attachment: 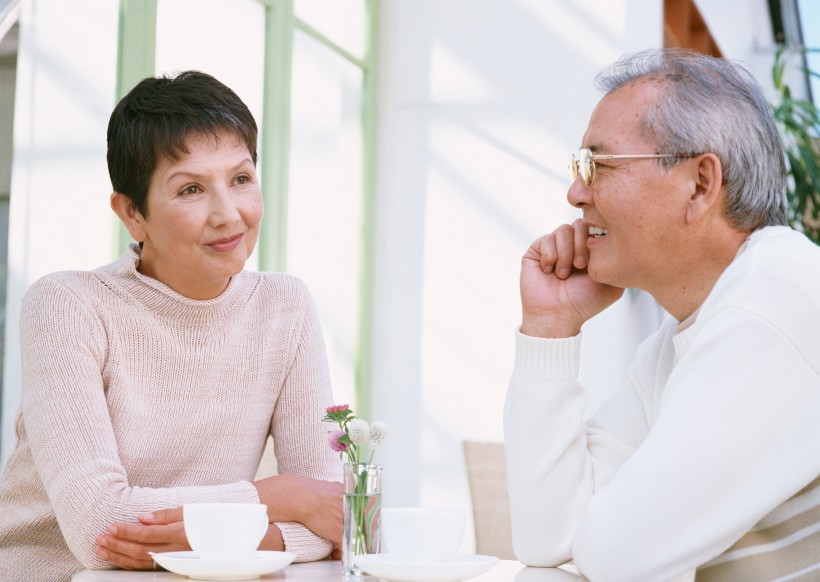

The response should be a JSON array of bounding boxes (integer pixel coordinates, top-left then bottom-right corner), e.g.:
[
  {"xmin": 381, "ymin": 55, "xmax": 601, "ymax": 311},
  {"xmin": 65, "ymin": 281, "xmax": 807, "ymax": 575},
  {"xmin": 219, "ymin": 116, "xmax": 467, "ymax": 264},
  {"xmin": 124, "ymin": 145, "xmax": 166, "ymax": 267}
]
[{"xmin": 0, "ymin": 71, "xmax": 342, "ymax": 581}]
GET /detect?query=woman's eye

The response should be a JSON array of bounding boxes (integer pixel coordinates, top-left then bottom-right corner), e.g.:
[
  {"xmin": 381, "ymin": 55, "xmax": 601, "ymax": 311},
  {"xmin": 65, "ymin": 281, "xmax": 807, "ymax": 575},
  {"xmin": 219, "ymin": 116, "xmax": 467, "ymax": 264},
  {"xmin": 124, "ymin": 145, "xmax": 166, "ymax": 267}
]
[
  {"xmin": 179, "ymin": 184, "xmax": 201, "ymax": 196},
  {"xmin": 234, "ymin": 174, "xmax": 257, "ymax": 190}
]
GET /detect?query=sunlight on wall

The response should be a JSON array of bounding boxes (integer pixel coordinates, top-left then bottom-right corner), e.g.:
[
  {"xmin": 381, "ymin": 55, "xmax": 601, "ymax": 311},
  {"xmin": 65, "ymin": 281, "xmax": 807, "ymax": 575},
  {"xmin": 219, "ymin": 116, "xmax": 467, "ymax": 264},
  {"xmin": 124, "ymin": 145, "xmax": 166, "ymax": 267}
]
[
  {"xmin": 518, "ymin": 0, "xmax": 626, "ymax": 65},
  {"xmin": 430, "ymin": 42, "xmax": 497, "ymax": 103}
]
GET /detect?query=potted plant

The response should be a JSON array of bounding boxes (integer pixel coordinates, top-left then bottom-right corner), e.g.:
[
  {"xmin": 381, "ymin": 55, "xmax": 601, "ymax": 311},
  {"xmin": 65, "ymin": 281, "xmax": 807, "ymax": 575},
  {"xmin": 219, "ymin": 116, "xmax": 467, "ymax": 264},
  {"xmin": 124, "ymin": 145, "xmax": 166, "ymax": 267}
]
[{"xmin": 770, "ymin": 46, "xmax": 820, "ymax": 244}]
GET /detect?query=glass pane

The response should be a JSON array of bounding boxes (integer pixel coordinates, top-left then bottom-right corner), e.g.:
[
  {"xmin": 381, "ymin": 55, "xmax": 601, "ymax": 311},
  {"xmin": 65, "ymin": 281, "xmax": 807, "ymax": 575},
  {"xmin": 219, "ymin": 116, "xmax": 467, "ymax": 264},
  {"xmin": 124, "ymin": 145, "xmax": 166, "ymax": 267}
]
[
  {"xmin": 294, "ymin": 0, "xmax": 366, "ymax": 61},
  {"xmin": 287, "ymin": 30, "xmax": 364, "ymax": 407},
  {"xmin": 798, "ymin": 0, "xmax": 820, "ymax": 104}
]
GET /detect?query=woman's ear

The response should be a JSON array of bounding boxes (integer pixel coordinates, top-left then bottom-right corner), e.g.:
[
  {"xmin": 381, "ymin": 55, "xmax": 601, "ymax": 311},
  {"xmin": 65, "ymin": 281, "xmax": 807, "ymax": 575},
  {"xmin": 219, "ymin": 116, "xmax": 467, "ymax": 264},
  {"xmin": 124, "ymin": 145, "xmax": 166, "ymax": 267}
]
[
  {"xmin": 110, "ymin": 193, "xmax": 147, "ymax": 242},
  {"xmin": 685, "ymin": 153, "xmax": 724, "ymax": 225}
]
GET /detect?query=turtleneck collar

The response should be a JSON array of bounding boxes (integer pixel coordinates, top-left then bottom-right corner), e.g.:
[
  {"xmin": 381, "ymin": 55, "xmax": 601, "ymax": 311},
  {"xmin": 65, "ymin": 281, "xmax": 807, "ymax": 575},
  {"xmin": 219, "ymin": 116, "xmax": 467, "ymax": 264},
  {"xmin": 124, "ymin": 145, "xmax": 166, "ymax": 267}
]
[{"xmin": 98, "ymin": 243, "xmax": 255, "ymax": 321}]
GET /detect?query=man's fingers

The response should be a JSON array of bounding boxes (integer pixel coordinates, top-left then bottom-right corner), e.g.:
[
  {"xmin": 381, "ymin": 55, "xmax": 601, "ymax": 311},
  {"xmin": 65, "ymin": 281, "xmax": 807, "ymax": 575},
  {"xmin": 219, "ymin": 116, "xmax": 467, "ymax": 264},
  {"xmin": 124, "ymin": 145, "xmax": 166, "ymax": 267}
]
[
  {"xmin": 537, "ymin": 235, "xmax": 557, "ymax": 275},
  {"xmin": 523, "ymin": 233, "xmax": 555, "ymax": 274},
  {"xmin": 552, "ymin": 225, "xmax": 576, "ymax": 279},
  {"xmin": 572, "ymin": 218, "xmax": 590, "ymax": 270},
  {"xmin": 524, "ymin": 222, "xmax": 588, "ymax": 279}
]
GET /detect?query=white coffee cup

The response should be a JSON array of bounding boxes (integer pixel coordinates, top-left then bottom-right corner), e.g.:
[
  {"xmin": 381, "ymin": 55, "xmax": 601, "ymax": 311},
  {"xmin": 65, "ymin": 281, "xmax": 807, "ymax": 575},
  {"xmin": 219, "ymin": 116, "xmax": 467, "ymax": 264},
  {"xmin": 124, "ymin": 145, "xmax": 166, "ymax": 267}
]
[
  {"xmin": 183, "ymin": 502, "xmax": 268, "ymax": 560},
  {"xmin": 381, "ymin": 507, "xmax": 466, "ymax": 562}
]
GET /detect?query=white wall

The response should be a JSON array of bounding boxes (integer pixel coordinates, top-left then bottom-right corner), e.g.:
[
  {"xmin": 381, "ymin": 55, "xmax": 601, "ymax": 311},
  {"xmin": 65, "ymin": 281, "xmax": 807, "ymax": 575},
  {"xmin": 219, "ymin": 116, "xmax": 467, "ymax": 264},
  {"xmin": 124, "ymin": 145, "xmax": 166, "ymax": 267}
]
[{"xmin": 1, "ymin": 0, "xmax": 119, "ymax": 462}]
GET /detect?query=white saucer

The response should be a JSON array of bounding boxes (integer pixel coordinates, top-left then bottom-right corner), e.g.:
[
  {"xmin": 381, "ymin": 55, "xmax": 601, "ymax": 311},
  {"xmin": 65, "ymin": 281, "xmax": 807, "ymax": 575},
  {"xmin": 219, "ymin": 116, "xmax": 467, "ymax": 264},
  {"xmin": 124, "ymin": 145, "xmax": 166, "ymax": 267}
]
[
  {"xmin": 149, "ymin": 550, "xmax": 296, "ymax": 580},
  {"xmin": 353, "ymin": 554, "xmax": 499, "ymax": 581}
]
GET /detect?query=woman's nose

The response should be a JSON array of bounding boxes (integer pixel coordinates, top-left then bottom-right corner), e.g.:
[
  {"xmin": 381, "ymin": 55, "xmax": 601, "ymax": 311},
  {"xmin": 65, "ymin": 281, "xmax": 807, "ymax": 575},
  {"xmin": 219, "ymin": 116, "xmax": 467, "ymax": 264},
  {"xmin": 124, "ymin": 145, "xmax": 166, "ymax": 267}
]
[
  {"xmin": 209, "ymin": 188, "xmax": 241, "ymax": 225},
  {"xmin": 567, "ymin": 177, "xmax": 592, "ymax": 208}
]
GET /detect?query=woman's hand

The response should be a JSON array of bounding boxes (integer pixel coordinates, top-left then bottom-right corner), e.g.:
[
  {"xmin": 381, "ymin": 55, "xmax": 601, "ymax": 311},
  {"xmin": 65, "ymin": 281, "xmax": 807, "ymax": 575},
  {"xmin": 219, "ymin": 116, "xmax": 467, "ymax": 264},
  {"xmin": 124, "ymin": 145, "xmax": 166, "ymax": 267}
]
[
  {"xmin": 255, "ymin": 474, "xmax": 344, "ymax": 546},
  {"xmin": 295, "ymin": 477, "xmax": 344, "ymax": 546},
  {"xmin": 95, "ymin": 508, "xmax": 189, "ymax": 570}
]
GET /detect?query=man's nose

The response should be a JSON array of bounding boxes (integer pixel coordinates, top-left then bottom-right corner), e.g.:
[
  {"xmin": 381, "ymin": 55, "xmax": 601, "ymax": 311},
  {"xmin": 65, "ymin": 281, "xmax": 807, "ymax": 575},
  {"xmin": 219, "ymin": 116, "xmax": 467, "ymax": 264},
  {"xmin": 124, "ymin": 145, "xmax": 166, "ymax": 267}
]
[{"xmin": 567, "ymin": 177, "xmax": 592, "ymax": 208}]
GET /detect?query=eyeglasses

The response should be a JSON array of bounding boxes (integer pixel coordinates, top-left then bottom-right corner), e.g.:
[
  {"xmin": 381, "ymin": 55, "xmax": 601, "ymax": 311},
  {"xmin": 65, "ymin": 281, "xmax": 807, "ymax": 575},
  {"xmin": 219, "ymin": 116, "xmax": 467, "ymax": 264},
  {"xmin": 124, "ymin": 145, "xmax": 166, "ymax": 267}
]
[{"xmin": 569, "ymin": 148, "xmax": 696, "ymax": 186}]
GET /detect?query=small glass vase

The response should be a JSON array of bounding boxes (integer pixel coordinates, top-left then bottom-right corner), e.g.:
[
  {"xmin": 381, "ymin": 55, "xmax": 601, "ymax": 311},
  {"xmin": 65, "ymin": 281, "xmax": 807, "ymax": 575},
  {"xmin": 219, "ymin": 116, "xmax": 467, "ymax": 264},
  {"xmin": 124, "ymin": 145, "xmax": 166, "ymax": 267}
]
[{"xmin": 342, "ymin": 462, "xmax": 382, "ymax": 576}]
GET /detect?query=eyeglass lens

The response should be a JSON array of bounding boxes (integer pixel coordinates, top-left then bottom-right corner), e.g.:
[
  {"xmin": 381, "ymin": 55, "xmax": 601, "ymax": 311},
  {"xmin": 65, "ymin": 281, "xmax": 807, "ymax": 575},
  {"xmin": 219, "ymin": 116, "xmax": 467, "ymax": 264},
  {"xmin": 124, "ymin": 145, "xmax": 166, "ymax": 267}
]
[{"xmin": 569, "ymin": 150, "xmax": 594, "ymax": 186}]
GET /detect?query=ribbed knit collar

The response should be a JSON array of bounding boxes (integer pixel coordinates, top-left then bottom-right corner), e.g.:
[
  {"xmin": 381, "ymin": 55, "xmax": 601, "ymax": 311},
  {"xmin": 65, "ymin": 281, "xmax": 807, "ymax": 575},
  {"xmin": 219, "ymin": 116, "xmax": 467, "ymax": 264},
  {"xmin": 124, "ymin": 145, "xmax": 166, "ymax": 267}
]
[{"xmin": 98, "ymin": 243, "xmax": 255, "ymax": 321}]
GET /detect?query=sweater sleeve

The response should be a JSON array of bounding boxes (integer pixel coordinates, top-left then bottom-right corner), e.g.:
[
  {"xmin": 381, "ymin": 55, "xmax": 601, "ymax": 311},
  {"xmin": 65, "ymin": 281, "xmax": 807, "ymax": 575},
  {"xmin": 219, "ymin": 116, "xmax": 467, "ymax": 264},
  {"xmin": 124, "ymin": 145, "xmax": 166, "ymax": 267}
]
[
  {"xmin": 20, "ymin": 278, "xmax": 260, "ymax": 569},
  {"xmin": 503, "ymin": 328, "xmax": 651, "ymax": 567},
  {"xmin": 271, "ymin": 281, "xmax": 341, "ymax": 561},
  {"xmin": 505, "ymin": 307, "xmax": 820, "ymax": 581},
  {"xmin": 571, "ymin": 308, "xmax": 820, "ymax": 581}
]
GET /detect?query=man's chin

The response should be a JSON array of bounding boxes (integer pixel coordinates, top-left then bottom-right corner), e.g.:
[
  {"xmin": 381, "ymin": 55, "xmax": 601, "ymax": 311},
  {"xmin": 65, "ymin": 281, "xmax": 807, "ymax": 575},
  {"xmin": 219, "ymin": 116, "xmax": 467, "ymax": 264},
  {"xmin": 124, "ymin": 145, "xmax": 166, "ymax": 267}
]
[
  {"xmin": 587, "ymin": 264, "xmax": 627, "ymax": 289},
  {"xmin": 587, "ymin": 264, "xmax": 610, "ymax": 284}
]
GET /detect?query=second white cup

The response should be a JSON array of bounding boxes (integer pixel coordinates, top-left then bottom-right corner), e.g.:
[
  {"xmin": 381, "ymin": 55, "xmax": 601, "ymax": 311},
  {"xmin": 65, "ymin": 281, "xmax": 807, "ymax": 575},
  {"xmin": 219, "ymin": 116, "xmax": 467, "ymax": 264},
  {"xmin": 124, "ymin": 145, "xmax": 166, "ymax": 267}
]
[
  {"xmin": 381, "ymin": 507, "xmax": 466, "ymax": 562},
  {"xmin": 183, "ymin": 502, "xmax": 268, "ymax": 561}
]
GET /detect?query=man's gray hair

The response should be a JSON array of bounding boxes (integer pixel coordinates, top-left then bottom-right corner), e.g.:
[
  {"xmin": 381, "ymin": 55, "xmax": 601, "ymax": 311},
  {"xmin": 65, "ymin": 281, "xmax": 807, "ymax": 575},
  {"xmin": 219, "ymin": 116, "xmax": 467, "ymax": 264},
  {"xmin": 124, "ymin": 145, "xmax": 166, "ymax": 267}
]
[{"xmin": 595, "ymin": 49, "xmax": 788, "ymax": 230}]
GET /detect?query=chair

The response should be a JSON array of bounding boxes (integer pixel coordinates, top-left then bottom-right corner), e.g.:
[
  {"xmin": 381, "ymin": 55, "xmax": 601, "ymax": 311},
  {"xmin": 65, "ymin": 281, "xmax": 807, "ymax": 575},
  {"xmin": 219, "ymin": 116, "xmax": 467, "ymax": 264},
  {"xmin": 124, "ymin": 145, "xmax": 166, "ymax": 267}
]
[
  {"xmin": 255, "ymin": 436, "xmax": 278, "ymax": 480},
  {"xmin": 462, "ymin": 440, "xmax": 516, "ymax": 559}
]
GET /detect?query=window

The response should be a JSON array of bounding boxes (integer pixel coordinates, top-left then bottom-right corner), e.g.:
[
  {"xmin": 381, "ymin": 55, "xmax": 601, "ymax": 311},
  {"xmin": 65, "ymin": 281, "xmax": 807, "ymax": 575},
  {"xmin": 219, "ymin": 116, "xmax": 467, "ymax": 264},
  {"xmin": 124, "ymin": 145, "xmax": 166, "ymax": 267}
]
[
  {"xmin": 0, "ymin": 11, "xmax": 17, "ymax": 440},
  {"xmin": 288, "ymin": 0, "xmax": 373, "ymax": 411}
]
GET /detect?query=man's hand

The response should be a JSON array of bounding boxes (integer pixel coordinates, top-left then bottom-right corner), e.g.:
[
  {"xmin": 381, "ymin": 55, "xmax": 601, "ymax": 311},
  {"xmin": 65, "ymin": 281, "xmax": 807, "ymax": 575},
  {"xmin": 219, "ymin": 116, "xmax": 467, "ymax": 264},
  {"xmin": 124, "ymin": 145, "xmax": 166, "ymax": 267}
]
[
  {"xmin": 521, "ymin": 218, "xmax": 624, "ymax": 338},
  {"xmin": 95, "ymin": 508, "xmax": 189, "ymax": 570}
]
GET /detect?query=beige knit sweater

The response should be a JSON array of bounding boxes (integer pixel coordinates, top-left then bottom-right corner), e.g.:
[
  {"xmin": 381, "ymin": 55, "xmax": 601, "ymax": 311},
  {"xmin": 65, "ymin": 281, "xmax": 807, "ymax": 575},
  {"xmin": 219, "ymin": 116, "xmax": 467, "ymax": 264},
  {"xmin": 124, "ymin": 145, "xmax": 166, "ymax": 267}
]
[{"xmin": 0, "ymin": 245, "xmax": 341, "ymax": 581}]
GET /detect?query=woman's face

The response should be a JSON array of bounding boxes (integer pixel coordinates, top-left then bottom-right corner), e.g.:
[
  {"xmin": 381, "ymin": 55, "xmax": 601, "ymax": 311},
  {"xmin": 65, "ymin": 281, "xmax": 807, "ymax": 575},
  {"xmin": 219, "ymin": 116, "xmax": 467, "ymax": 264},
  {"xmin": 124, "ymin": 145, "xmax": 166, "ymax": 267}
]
[{"xmin": 134, "ymin": 131, "xmax": 263, "ymax": 299}]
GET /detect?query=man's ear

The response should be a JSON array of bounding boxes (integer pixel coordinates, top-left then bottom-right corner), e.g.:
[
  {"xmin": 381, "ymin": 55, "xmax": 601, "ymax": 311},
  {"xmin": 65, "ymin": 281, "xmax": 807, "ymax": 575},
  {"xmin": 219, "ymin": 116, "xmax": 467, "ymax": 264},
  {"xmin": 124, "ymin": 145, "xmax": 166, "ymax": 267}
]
[
  {"xmin": 685, "ymin": 153, "xmax": 724, "ymax": 225},
  {"xmin": 110, "ymin": 193, "xmax": 147, "ymax": 242}
]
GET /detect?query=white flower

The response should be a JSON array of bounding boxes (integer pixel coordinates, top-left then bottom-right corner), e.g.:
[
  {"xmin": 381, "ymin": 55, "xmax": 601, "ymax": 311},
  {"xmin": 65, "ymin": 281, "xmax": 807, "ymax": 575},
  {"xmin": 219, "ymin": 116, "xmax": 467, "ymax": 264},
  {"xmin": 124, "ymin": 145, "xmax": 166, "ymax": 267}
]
[
  {"xmin": 347, "ymin": 419, "xmax": 370, "ymax": 446},
  {"xmin": 368, "ymin": 420, "xmax": 388, "ymax": 448}
]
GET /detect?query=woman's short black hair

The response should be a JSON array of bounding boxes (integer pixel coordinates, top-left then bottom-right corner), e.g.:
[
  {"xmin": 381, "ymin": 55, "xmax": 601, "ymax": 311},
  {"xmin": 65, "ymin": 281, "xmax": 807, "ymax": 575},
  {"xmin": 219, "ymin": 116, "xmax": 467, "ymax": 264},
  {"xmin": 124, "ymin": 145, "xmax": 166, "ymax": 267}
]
[{"xmin": 106, "ymin": 70, "xmax": 258, "ymax": 217}]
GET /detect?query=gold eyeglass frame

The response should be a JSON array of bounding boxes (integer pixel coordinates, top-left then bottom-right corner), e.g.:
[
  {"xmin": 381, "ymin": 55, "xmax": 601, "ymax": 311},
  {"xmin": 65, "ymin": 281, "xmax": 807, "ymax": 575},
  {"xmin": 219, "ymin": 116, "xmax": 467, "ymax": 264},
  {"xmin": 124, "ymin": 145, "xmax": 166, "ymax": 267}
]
[{"xmin": 570, "ymin": 148, "xmax": 696, "ymax": 186}]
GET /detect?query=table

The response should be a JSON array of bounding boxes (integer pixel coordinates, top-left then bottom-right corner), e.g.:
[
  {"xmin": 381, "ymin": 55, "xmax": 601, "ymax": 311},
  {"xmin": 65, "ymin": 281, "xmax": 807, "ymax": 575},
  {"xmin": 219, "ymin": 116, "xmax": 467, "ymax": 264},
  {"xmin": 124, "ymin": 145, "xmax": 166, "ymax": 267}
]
[{"xmin": 73, "ymin": 559, "xmax": 584, "ymax": 581}]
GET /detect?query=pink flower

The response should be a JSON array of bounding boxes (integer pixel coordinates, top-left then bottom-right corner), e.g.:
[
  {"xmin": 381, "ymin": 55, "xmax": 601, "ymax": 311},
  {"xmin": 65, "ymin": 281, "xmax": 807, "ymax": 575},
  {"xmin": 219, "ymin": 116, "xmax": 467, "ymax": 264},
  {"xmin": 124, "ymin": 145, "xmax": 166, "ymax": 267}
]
[
  {"xmin": 323, "ymin": 403, "xmax": 354, "ymax": 424},
  {"xmin": 328, "ymin": 430, "xmax": 348, "ymax": 453}
]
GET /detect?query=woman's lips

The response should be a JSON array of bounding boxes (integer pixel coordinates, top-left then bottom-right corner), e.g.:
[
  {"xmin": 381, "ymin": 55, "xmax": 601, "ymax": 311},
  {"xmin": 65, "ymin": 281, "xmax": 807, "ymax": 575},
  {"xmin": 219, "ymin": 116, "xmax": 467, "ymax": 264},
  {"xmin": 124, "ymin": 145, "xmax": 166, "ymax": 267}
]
[{"xmin": 207, "ymin": 233, "xmax": 243, "ymax": 252}]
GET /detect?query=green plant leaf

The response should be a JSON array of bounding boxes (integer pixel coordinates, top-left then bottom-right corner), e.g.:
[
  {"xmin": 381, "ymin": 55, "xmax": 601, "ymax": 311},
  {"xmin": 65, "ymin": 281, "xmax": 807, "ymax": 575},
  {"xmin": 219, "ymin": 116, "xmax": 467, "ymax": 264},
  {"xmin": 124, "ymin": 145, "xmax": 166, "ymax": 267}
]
[{"xmin": 770, "ymin": 46, "xmax": 820, "ymax": 245}]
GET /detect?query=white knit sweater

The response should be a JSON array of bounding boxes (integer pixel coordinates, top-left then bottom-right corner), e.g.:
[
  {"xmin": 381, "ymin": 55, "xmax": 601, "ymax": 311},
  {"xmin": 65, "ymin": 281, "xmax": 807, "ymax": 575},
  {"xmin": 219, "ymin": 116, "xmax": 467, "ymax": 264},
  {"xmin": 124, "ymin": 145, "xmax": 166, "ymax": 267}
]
[
  {"xmin": 504, "ymin": 226, "xmax": 820, "ymax": 581},
  {"xmin": 0, "ymin": 244, "xmax": 341, "ymax": 581}
]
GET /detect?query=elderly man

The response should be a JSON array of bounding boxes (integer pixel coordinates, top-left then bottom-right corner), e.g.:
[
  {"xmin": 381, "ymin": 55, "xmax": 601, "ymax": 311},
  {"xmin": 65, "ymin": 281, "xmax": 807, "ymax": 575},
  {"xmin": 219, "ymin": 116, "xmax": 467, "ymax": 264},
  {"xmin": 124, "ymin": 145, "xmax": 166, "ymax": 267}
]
[{"xmin": 504, "ymin": 49, "xmax": 820, "ymax": 581}]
